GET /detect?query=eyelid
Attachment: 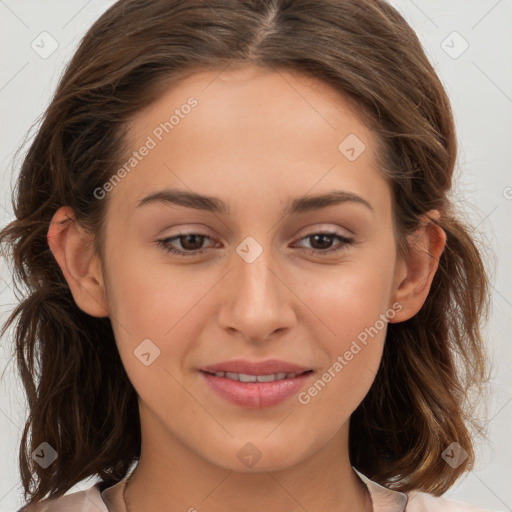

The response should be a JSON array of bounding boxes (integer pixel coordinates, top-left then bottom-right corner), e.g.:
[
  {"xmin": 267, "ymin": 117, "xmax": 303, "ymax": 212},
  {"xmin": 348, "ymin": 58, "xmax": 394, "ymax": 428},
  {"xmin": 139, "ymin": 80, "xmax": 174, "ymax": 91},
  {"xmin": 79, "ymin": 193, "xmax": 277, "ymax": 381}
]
[
  {"xmin": 160, "ymin": 232, "xmax": 217, "ymax": 249},
  {"xmin": 294, "ymin": 223, "xmax": 354, "ymax": 239},
  {"xmin": 159, "ymin": 223, "xmax": 352, "ymax": 244},
  {"xmin": 157, "ymin": 224, "xmax": 355, "ymax": 258}
]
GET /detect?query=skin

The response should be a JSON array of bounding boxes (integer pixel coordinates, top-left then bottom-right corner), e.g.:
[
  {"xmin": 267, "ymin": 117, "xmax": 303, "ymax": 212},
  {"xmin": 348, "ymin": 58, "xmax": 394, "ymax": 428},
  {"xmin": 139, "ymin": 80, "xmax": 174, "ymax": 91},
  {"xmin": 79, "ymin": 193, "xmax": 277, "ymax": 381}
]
[{"xmin": 47, "ymin": 65, "xmax": 446, "ymax": 512}]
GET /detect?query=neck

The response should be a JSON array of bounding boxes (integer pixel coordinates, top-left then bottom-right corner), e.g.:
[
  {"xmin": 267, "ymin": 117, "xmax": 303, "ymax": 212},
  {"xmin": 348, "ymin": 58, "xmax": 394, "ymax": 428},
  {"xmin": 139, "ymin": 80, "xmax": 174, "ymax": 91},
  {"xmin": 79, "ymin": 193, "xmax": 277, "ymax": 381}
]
[{"xmin": 124, "ymin": 405, "xmax": 370, "ymax": 512}]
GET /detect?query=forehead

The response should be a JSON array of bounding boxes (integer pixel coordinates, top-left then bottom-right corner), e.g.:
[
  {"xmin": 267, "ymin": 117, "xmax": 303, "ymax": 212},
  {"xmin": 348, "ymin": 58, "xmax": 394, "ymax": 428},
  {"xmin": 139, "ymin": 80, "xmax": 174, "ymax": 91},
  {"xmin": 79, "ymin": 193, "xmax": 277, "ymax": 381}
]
[
  {"xmin": 108, "ymin": 65, "xmax": 389, "ymax": 218},
  {"xmin": 129, "ymin": 65, "xmax": 372, "ymax": 144}
]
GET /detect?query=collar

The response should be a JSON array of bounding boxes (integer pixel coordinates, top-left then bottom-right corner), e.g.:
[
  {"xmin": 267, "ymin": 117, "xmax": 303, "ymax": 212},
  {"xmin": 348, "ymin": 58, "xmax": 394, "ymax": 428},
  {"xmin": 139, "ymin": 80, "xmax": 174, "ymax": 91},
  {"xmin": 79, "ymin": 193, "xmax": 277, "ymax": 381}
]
[{"xmin": 100, "ymin": 467, "xmax": 409, "ymax": 512}]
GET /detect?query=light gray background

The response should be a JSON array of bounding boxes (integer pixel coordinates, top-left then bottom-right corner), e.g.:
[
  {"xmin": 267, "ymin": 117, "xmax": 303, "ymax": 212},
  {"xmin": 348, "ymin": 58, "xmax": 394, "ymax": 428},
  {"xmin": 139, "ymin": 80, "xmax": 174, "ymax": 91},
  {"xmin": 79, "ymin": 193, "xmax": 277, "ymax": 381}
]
[{"xmin": 0, "ymin": 1, "xmax": 511, "ymax": 511}]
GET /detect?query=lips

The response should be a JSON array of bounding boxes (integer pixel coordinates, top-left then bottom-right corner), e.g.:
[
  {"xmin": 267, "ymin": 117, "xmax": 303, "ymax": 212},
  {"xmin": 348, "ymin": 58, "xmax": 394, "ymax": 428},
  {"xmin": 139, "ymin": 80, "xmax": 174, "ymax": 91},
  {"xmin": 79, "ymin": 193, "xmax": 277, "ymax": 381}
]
[{"xmin": 199, "ymin": 359, "xmax": 314, "ymax": 408}]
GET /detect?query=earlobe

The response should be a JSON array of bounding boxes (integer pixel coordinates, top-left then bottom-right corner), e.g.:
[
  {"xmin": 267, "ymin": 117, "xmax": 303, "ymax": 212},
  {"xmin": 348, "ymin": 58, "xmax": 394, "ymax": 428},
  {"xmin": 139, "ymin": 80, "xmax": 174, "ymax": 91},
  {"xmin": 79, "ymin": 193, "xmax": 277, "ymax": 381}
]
[
  {"xmin": 389, "ymin": 211, "xmax": 446, "ymax": 323},
  {"xmin": 47, "ymin": 206, "xmax": 109, "ymax": 318}
]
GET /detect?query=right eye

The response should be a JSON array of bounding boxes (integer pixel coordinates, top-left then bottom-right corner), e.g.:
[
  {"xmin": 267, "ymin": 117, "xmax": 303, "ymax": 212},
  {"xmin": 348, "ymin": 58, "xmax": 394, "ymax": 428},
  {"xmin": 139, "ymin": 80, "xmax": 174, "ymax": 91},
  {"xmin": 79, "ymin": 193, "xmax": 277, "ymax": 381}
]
[{"xmin": 157, "ymin": 233, "xmax": 217, "ymax": 256}]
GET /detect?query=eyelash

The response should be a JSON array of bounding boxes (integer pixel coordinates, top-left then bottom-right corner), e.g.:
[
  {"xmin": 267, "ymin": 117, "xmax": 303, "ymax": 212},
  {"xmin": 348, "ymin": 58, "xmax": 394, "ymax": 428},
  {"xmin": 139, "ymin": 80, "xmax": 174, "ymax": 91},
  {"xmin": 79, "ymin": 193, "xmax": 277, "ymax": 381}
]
[{"xmin": 156, "ymin": 232, "xmax": 354, "ymax": 257}]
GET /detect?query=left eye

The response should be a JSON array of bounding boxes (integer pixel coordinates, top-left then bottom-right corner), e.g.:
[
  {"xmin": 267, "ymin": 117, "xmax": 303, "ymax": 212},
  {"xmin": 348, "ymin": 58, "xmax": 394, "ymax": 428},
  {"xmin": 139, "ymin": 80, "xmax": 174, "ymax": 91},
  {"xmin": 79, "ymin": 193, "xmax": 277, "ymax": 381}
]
[
  {"xmin": 157, "ymin": 232, "xmax": 354, "ymax": 257},
  {"xmin": 293, "ymin": 232, "xmax": 354, "ymax": 254}
]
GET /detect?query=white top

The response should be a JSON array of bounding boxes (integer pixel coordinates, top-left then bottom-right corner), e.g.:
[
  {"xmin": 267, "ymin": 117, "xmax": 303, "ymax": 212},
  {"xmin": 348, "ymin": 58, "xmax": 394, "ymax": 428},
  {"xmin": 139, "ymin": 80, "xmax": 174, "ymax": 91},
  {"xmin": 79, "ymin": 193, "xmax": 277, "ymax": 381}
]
[{"xmin": 20, "ymin": 469, "xmax": 496, "ymax": 511}]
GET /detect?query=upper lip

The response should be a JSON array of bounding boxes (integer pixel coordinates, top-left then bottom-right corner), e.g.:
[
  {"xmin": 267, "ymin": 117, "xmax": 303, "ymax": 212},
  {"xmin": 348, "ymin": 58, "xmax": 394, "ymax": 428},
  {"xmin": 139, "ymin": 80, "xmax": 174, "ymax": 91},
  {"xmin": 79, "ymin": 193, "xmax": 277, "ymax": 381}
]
[{"xmin": 200, "ymin": 359, "xmax": 312, "ymax": 375}]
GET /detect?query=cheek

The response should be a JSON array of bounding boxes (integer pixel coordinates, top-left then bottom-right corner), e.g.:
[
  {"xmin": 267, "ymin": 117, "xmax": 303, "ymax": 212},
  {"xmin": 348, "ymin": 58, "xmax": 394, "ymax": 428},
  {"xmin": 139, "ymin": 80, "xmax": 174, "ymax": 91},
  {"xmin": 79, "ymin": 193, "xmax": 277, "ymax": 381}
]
[
  {"xmin": 298, "ymin": 246, "xmax": 396, "ymax": 407},
  {"xmin": 105, "ymin": 234, "xmax": 211, "ymax": 328},
  {"xmin": 321, "ymin": 279, "xmax": 391, "ymax": 350},
  {"xmin": 102, "ymin": 243, "xmax": 214, "ymax": 377},
  {"xmin": 298, "ymin": 283, "xmax": 389, "ymax": 425},
  {"xmin": 304, "ymin": 251, "xmax": 396, "ymax": 343}
]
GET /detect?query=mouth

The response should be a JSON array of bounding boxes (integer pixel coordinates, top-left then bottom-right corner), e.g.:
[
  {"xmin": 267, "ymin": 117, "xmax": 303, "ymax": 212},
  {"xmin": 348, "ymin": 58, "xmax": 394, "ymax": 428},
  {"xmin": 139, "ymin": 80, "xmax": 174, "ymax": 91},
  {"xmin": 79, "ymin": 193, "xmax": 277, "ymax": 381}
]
[
  {"xmin": 200, "ymin": 370, "xmax": 313, "ymax": 382},
  {"xmin": 198, "ymin": 359, "xmax": 314, "ymax": 408}
]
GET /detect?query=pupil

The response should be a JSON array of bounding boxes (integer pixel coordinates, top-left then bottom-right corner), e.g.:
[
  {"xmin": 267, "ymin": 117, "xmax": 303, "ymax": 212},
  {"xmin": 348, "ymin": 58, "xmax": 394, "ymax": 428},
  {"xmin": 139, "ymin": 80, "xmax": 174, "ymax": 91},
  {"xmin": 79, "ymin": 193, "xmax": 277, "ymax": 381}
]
[
  {"xmin": 312, "ymin": 234, "xmax": 332, "ymax": 249},
  {"xmin": 181, "ymin": 234, "xmax": 204, "ymax": 250}
]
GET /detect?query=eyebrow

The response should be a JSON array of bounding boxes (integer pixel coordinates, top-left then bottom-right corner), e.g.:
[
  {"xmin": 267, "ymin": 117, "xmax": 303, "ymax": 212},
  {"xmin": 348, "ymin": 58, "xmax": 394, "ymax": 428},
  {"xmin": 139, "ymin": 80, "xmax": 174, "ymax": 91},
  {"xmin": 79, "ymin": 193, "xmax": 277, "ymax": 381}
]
[{"xmin": 136, "ymin": 188, "xmax": 373, "ymax": 215}]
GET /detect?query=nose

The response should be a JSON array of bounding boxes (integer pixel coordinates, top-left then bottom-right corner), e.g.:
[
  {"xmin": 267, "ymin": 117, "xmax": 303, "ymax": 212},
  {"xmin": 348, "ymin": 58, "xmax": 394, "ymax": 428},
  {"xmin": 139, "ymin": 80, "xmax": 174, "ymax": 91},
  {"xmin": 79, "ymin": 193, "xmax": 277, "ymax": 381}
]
[{"xmin": 217, "ymin": 245, "xmax": 296, "ymax": 343}]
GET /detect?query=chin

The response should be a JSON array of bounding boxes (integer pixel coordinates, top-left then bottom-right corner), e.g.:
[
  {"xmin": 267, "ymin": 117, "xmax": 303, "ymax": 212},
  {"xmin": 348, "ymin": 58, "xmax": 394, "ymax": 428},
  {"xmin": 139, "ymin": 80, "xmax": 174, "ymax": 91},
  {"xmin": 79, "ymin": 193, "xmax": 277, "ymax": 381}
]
[{"xmin": 199, "ymin": 435, "xmax": 318, "ymax": 474}]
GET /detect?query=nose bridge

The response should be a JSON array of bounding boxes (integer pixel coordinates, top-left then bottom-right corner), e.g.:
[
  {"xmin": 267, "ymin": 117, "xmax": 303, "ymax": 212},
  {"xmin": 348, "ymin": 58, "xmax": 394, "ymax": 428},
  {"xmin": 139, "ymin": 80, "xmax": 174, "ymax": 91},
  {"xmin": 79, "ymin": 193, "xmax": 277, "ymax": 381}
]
[
  {"xmin": 220, "ymin": 237, "xmax": 293, "ymax": 340},
  {"xmin": 233, "ymin": 240, "xmax": 280, "ymax": 313},
  {"xmin": 237, "ymin": 249, "xmax": 275, "ymax": 304}
]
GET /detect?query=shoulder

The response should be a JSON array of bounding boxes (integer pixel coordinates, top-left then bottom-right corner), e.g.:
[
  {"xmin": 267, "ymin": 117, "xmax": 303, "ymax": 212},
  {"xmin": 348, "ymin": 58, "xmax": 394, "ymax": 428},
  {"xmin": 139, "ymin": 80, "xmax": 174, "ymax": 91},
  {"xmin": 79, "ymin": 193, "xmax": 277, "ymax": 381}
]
[
  {"xmin": 17, "ymin": 482, "xmax": 108, "ymax": 512},
  {"xmin": 406, "ymin": 490, "xmax": 496, "ymax": 512},
  {"xmin": 355, "ymin": 468, "xmax": 495, "ymax": 512}
]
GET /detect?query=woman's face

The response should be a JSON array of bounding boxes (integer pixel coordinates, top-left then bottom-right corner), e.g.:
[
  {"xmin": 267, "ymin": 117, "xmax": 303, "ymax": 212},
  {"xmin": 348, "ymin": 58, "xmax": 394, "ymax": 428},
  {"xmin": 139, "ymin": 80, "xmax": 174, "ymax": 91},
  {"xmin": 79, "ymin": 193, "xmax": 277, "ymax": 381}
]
[{"xmin": 99, "ymin": 65, "xmax": 404, "ymax": 472}]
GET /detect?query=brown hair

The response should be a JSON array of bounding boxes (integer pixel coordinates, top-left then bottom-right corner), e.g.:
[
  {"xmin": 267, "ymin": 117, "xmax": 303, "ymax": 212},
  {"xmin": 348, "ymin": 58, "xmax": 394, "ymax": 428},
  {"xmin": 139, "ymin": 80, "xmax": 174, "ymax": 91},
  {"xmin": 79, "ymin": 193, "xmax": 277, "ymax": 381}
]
[{"xmin": 0, "ymin": 0, "xmax": 490, "ymax": 506}]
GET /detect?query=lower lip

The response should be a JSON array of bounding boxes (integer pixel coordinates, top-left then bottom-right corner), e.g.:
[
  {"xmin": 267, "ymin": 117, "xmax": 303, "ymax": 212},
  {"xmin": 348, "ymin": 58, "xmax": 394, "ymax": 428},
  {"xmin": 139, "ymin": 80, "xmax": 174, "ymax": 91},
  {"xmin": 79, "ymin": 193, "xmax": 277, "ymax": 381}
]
[{"xmin": 200, "ymin": 371, "xmax": 313, "ymax": 409}]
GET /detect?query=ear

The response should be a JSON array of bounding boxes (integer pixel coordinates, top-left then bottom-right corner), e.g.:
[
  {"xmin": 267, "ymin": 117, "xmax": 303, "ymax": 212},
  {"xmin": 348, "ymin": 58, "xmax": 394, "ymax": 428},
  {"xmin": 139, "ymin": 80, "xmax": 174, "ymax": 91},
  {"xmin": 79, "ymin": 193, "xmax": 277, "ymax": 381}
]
[
  {"xmin": 47, "ymin": 206, "xmax": 109, "ymax": 317},
  {"xmin": 389, "ymin": 210, "xmax": 446, "ymax": 323}
]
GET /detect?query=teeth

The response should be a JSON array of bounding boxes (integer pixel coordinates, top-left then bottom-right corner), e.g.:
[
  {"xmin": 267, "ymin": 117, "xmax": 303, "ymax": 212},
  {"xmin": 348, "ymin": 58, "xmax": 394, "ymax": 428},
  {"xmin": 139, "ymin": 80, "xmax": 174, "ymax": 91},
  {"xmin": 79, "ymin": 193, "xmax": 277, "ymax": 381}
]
[
  {"xmin": 209, "ymin": 371, "xmax": 299, "ymax": 382},
  {"xmin": 239, "ymin": 373, "xmax": 258, "ymax": 382},
  {"xmin": 255, "ymin": 374, "xmax": 277, "ymax": 382}
]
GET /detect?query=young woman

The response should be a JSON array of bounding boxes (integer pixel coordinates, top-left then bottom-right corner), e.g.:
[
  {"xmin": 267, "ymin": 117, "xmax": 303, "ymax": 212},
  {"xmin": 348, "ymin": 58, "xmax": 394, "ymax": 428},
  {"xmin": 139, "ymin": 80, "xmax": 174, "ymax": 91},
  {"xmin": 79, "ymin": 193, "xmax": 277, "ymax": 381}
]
[{"xmin": 0, "ymin": 1, "xmax": 493, "ymax": 511}]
